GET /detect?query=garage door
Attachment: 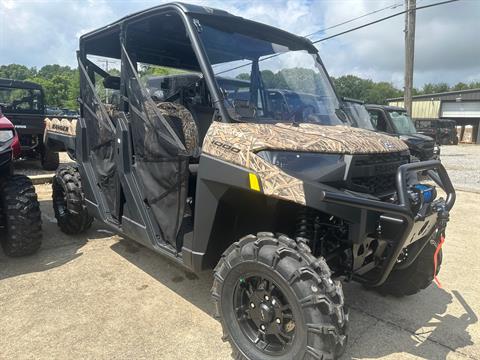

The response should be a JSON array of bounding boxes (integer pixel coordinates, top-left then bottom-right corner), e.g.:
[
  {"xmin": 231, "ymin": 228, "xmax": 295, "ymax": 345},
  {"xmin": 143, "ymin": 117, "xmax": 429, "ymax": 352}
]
[{"xmin": 441, "ymin": 101, "xmax": 480, "ymax": 118}]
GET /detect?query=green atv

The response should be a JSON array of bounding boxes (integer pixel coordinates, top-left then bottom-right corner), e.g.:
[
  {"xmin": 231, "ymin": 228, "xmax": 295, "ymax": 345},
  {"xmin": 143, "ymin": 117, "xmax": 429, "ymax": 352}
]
[{"xmin": 46, "ymin": 3, "xmax": 455, "ymax": 359}]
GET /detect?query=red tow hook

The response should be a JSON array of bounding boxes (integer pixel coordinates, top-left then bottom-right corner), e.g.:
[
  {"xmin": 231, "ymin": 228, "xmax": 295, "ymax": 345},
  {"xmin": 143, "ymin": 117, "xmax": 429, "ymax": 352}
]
[{"xmin": 433, "ymin": 235, "xmax": 445, "ymax": 288}]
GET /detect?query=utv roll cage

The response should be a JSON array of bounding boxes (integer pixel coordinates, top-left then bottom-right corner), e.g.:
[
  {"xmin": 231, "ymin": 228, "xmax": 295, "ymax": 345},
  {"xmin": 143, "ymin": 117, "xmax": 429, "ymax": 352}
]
[
  {"xmin": 0, "ymin": 78, "xmax": 45, "ymax": 113},
  {"xmin": 79, "ymin": 2, "xmax": 330, "ymax": 124}
]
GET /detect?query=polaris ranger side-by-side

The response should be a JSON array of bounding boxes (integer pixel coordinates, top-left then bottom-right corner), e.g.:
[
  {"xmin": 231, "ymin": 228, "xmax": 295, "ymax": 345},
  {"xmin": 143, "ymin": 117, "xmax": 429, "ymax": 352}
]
[
  {"xmin": 415, "ymin": 118, "xmax": 459, "ymax": 145},
  {"xmin": 0, "ymin": 78, "xmax": 61, "ymax": 170},
  {"xmin": 46, "ymin": 3, "xmax": 455, "ymax": 359},
  {"xmin": 365, "ymin": 104, "xmax": 440, "ymax": 161},
  {"xmin": 343, "ymin": 99, "xmax": 440, "ymax": 162},
  {"xmin": 0, "ymin": 106, "xmax": 42, "ymax": 256}
]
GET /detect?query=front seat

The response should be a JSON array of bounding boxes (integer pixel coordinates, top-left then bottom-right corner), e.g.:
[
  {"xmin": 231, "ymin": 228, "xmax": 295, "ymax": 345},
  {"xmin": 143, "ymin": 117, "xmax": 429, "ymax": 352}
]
[{"xmin": 155, "ymin": 102, "xmax": 200, "ymax": 166}]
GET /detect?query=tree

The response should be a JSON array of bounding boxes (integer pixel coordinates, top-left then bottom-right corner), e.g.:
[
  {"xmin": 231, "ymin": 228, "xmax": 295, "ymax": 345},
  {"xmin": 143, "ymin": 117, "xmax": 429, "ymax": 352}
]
[
  {"xmin": 332, "ymin": 75, "xmax": 370, "ymax": 101},
  {"xmin": 452, "ymin": 82, "xmax": 469, "ymax": 91},
  {"xmin": 0, "ymin": 64, "xmax": 36, "ymax": 80},
  {"xmin": 421, "ymin": 82, "xmax": 450, "ymax": 95},
  {"xmin": 27, "ymin": 75, "xmax": 71, "ymax": 107},
  {"xmin": 365, "ymin": 82, "xmax": 402, "ymax": 104},
  {"xmin": 236, "ymin": 73, "xmax": 251, "ymax": 81},
  {"xmin": 332, "ymin": 75, "xmax": 403, "ymax": 104}
]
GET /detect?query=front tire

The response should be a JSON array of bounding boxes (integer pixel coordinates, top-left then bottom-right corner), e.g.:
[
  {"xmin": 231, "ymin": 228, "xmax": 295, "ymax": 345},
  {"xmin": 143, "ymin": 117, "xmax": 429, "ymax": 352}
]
[
  {"xmin": 212, "ymin": 233, "xmax": 348, "ymax": 360},
  {"xmin": 41, "ymin": 148, "xmax": 60, "ymax": 171},
  {"xmin": 52, "ymin": 165, "xmax": 93, "ymax": 234},
  {"xmin": 440, "ymin": 136, "xmax": 450, "ymax": 145},
  {"xmin": 0, "ymin": 175, "xmax": 42, "ymax": 256}
]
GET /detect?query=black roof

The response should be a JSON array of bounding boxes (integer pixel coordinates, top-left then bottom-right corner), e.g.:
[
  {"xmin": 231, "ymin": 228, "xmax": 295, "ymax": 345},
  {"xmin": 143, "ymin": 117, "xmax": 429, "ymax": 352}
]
[
  {"xmin": 365, "ymin": 104, "xmax": 406, "ymax": 112},
  {"xmin": 81, "ymin": 2, "xmax": 231, "ymax": 43},
  {"xmin": 0, "ymin": 78, "xmax": 43, "ymax": 91},
  {"xmin": 79, "ymin": 2, "xmax": 315, "ymax": 66},
  {"xmin": 387, "ymin": 88, "xmax": 480, "ymax": 102}
]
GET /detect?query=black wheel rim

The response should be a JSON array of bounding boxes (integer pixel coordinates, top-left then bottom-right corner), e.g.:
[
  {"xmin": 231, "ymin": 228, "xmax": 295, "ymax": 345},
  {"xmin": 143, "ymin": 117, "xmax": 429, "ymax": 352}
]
[{"xmin": 233, "ymin": 275, "xmax": 296, "ymax": 355}]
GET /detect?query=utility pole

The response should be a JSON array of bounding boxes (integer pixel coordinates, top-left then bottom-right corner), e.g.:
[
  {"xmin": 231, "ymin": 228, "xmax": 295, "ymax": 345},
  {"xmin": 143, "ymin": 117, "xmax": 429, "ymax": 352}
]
[{"xmin": 404, "ymin": 0, "xmax": 416, "ymax": 116}]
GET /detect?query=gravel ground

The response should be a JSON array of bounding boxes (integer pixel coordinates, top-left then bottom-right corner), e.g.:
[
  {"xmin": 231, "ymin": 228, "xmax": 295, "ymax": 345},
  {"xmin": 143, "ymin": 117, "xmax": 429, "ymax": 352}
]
[
  {"xmin": 440, "ymin": 144, "xmax": 480, "ymax": 193},
  {"xmin": 14, "ymin": 152, "xmax": 74, "ymax": 177}
]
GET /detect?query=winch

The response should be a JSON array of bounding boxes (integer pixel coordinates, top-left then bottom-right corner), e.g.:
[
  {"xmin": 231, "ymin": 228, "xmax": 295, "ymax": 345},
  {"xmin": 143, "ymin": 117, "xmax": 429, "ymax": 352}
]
[{"xmin": 409, "ymin": 183, "xmax": 437, "ymax": 219}]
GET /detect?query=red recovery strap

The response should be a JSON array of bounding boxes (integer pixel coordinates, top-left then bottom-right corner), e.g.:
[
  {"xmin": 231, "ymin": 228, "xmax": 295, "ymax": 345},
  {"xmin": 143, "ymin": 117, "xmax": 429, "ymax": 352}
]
[{"xmin": 433, "ymin": 235, "xmax": 445, "ymax": 288}]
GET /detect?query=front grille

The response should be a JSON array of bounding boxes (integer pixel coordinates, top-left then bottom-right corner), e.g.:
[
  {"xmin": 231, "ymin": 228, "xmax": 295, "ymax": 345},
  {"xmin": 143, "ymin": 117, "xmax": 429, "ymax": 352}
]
[
  {"xmin": 354, "ymin": 152, "xmax": 408, "ymax": 166},
  {"xmin": 351, "ymin": 174, "xmax": 397, "ymax": 194},
  {"xmin": 419, "ymin": 142, "xmax": 434, "ymax": 160},
  {"xmin": 346, "ymin": 152, "xmax": 409, "ymax": 195}
]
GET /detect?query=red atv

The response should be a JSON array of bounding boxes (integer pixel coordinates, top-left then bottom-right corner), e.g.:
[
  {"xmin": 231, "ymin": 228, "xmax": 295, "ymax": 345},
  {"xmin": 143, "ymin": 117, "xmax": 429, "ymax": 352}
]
[{"xmin": 0, "ymin": 106, "xmax": 42, "ymax": 256}]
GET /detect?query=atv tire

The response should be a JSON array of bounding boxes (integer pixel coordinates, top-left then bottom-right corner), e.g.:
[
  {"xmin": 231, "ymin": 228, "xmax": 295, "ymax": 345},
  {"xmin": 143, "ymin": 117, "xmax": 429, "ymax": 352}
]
[
  {"xmin": 440, "ymin": 136, "xmax": 450, "ymax": 146},
  {"xmin": 0, "ymin": 175, "xmax": 42, "ymax": 256},
  {"xmin": 373, "ymin": 238, "xmax": 442, "ymax": 297},
  {"xmin": 53, "ymin": 165, "xmax": 93, "ymax": 234},
  {"xmin": 41, "ymin": 148, "xmax": 60, "ymax": 171},
  {"xmin": 212, "ymin": 233, "xmax": 348, "ymax": 360}
]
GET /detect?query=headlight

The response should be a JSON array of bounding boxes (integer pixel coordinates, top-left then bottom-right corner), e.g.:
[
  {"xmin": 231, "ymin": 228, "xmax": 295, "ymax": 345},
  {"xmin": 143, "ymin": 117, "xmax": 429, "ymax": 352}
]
[
  {"xmin": 256, "ymin": 150, "xmax": 345, "ymax": 182},
  {"xmin": 0, "ymin": 129, "xmax": 14, "ymax": 143}
]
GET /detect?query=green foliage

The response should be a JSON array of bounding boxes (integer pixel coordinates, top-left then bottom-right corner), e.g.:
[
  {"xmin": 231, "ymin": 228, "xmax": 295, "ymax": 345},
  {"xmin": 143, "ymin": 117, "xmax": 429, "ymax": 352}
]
[
  {"xmin": 333, "ymin": 75, "xmax": 480, "ymax": 104},
  {"xmin": 332, "ymin": 75, "xmax": 402, "ymax": 104},
  {"xmin": 422, "ymin": 82, "xmax": 450, "ymax": 94},
  {"xmin": 236, "ymin": 73, "xmax": 251, "ymax": 81},
  {"xmin": 0, "ymin": 64, "xmax": 36, "ymax": 81},
  {"xmin": 139, "ymin": 64, "xmax": 186, "ymax": 77},
  {"xmin": 1, "ymin": 64, "xmax": 79, "ymax": 109},
  {"xmin": 451, "ymin": 82, "xmax": 469, "ymax": 91}
]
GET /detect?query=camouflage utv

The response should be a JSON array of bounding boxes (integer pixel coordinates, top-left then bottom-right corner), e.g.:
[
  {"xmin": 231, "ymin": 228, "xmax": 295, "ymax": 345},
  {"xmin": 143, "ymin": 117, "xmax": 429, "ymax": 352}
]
[{"xmin": 47, "ymin": 3, "xmax": 455, "ymax": 359}]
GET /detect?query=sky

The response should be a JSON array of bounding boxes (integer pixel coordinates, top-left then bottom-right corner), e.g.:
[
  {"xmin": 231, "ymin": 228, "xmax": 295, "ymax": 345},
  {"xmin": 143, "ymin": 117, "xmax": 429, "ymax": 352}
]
[{"xmin": 0, "ymin": 0, "xmax": 479, "ymax": 89}]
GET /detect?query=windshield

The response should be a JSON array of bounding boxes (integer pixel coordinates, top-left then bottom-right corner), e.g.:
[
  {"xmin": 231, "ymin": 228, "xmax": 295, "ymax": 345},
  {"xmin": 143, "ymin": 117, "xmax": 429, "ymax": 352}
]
[
  {"xmin": 388, "ymin": 110, "xmax": 417, "ymax": 135},
  {"xmin": 0, "ymin": 86, "xmax": 43, "ymax": 113},
  {"xmin": 197, "ymin": 19, "xmax": 342, "ymax": 125},
  {"xmin": 343, "ymin": 101, "xmax": 375, "ymax": 131}
]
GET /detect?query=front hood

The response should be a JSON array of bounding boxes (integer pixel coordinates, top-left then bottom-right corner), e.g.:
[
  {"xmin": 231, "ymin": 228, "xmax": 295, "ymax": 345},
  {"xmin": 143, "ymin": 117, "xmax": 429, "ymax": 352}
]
[
  {"xmin": 203, "ymin": 123, "xmax": 408, "ymax": 205},
  {"xmin": 204, "ymin": 122, "xmax": 408, "ymax": 155},
  {"xmin": 400, "ymin": 133, "xmax": 434, "ymax": 143}
]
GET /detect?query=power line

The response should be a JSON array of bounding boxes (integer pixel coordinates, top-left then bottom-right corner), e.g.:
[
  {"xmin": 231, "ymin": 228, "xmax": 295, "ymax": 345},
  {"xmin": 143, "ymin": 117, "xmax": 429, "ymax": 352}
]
[
  {"xmin": 215, "ymin": 0, "xmax": 459, "ymax": 76},
  {"xmin": 213, "ymin": 1, "xmax": 403, "ymax": 71},
  {"xmin": 304, "ymin": 1, "xmax": 403, "ymax": 38},
  {"xmin": 214, "ymin": 1, "xmax": 403, "ymax": 72},
  {"xmin": 312, "ymin": 0, "xmax": 459, "ymax": 44}
]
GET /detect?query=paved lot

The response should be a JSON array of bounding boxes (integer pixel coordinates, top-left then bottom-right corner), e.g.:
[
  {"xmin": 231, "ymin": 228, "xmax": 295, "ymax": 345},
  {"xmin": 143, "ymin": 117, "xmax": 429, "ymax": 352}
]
[
  {"xmin": 0, "ymin": 186, "xmax": 479, "ymax": 359},
  {"xmin": 441, "ymin": 144, "xmax": 480, "ymax": 193},
  {"xmin": 14, "ymin": 152, "xmax": 73, "ymax": 177}
]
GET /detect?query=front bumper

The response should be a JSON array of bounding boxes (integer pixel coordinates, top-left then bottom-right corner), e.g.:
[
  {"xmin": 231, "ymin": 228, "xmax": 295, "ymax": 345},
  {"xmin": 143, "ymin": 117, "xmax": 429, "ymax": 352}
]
[{"xmin": 318, "ymin": 160, "xmax": 455, "ymax": 286}]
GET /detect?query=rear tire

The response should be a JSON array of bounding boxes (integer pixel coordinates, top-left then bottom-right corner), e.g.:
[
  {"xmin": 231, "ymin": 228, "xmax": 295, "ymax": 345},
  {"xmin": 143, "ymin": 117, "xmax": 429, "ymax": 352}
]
[
  {"xmin": 0, "ymin": 175, "xmax": 42, "ymax": 256},
  {"xmin": 52, "ymin": 165, "xmax": 93, "ymax": 234},
  {"xmin": 373, "ymin": 237, "xmax": 442, "ymax": 297},
  {"xmin": 440, "ymin": 136, "xmax": 450, "ymax": 145},
  {"xmin": 212, "ymin": 233, "xmax": 348, "ymax": 360},
  {"xmin": 41, "ymin": 148, "xmax": 60, "ymax": 171}
]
